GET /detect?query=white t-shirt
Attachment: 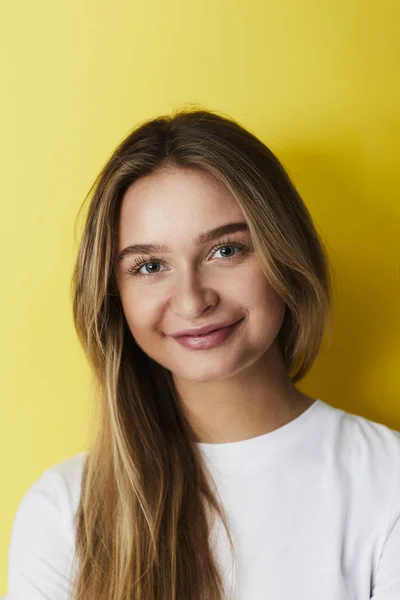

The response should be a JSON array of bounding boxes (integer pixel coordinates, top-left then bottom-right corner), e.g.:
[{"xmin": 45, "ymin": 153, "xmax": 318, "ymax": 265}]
[{"xmin": 4, "ymin": 398, "xmax": 400, "ymax": 599}]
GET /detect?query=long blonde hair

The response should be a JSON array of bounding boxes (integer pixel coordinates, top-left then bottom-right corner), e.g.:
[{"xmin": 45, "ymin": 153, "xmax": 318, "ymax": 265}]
[{"xmin": 69, "ymin": 108, "xmax": 333, "ymax": 600}]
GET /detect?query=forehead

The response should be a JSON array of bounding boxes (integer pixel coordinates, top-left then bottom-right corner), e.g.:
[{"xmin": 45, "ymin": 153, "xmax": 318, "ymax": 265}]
[{"xmin": 118, "ymin": 167, "xmax": 244, "ymax": 244}]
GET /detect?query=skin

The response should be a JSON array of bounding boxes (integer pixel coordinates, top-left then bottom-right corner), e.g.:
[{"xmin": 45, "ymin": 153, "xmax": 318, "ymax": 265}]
[{"xmin": 114, "ymin": 166, "xmax": 316, "ymax": 443}]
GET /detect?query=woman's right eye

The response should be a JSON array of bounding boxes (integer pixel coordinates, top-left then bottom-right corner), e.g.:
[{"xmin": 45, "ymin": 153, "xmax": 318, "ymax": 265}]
[{"xmin": 125, "ymin": 257, "xmax": 165, "ymax": 278}]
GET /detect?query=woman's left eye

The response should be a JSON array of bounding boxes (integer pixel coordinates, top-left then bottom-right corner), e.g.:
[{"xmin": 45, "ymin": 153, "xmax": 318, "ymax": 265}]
[
  {"xmin": 211, "ymin": 243, "xmax": 241, "ymax": 259},
  {"xmin": 125, "ymin": 240, "xmax": 250, "ymax": 278},
  {"xmin": 210, "ymin": 239, "xmax": 251, "ymax": 261}
]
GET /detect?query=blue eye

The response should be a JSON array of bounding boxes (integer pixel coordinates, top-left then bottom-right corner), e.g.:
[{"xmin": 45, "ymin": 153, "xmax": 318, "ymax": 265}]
[
  {"xmin": 212, "ymin": 244, "xmax": 239, "ymax": 259},
  {"xmin": 130, "ymin": 258, "xmax": 166, "ymax": 276}
]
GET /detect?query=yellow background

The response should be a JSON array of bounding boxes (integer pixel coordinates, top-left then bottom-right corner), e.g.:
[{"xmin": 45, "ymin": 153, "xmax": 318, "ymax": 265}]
[{"xmin": 1, "ymin": 0, "xmax": 399, "ymax": 592}]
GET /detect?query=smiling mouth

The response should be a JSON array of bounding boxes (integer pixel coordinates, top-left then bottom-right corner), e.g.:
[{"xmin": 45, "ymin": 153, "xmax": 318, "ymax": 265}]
[
  {"xmin": 186, "ymin": 318, "xmax": 243, "ymax": 337},
  {"xmin": 170, "ymin": 316, "xmax": 245, "ymax": 350}
]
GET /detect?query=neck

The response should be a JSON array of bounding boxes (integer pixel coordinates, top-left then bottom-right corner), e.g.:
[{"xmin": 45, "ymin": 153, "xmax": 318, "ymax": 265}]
[{"xmin": 172, "ymin": 341, "xmax": 315, "ymax": 444}]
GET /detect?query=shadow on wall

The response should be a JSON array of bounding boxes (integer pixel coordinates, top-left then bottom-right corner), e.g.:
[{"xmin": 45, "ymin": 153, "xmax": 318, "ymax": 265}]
[{"xmin": 272, "ymin": 133, "xmax": 399, "ymax": 430}]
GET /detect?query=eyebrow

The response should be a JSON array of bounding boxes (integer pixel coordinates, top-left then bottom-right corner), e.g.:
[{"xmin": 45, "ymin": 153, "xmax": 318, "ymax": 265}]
[{"xmin": 117, "ymin": 221, "xmax": 249, "ymax": 262}]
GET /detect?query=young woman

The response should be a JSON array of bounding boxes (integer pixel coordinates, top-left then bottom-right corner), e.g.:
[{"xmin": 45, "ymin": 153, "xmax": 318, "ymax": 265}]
[{"xmin": 6, "ymin": 109, "xmax": 400, "ymax": 600}]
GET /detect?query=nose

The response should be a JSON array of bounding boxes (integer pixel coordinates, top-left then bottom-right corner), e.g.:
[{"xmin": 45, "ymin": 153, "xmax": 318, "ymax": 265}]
[{"xmin": 170, "ymin": 268, "xmax": 219, "ymax": 318}]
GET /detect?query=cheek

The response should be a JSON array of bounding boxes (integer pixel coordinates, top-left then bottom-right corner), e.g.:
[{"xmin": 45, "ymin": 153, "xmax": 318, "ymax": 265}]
[
  {"xmin": 120, "ymin": 290, "xmax": 159, "ymax": 339},
  {"xmin": 248, "ymin": 276, "xmax": 287, "ymax": 330},
  {"xmin": 241, "ymin": 263, "xmax": 282, "ymax": 307}
]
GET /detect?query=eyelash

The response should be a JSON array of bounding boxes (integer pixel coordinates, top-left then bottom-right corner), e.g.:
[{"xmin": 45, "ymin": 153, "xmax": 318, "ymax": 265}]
[{"xmin": 125, "ymin": 236, "xmax": 251, "ymax": 278}]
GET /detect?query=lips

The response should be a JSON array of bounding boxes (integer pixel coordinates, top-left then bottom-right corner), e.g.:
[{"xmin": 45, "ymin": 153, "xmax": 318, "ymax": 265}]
[
  {"xmin": 171, "ymin": 318, "xmax": 243, "ymax": 338},
  {"xmin": 171, "ymin": 317, "xmax": 244, "ymax": 350},
  {"xmin": 188, "ymin": 326, "xmax": 220, "ymax": 337}
]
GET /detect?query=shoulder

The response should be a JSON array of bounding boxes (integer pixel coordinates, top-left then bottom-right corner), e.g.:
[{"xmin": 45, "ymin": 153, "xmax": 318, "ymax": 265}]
[
  {"xmin": 6, "ymin": 451, "xmax": 89, "ymax": 599},
  {"xmin": 26, "ymin": 451, "xmax": 89, "ymax": 543},
  {"xmin": 317, "ymin": 399, "xmax": 400, "ymax": 469},
  {"xmin": 42, "ymin": 451, "xmax": 89, "ymax": 515},
  {"xmin": 317, "ymin": 400, "xmax": 400, "ymax": 531}
]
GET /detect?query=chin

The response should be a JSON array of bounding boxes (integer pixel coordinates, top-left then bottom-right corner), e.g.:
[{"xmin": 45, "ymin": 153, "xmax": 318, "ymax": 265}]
[{"xmin": 169, "ymin": 355, "xmax": 248, "ymax": 383}]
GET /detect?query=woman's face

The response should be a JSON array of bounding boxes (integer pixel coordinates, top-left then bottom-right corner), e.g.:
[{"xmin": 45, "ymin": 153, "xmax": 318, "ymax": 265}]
[{"xmin": 115, "ymin": 166, "xmax": 286, "ymax": 382}]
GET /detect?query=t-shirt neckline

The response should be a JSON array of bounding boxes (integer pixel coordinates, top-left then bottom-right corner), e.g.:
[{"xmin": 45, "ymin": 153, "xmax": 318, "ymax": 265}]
[{"xmin": 195, "ymin": 398, "xmax": 323, "ymax": 460}]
